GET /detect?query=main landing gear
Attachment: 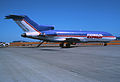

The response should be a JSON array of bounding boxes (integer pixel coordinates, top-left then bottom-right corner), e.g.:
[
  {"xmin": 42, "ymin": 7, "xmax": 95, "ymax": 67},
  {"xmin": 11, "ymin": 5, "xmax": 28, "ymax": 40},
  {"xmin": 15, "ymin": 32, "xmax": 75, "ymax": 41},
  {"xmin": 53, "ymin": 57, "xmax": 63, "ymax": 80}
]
[
  {"xmin": 103, "ymin": 42, "xmax": 107, "ymax": 46},
  {"xmin": 60, "ymin": 42, "xmax": 71, "ymax": 48}
]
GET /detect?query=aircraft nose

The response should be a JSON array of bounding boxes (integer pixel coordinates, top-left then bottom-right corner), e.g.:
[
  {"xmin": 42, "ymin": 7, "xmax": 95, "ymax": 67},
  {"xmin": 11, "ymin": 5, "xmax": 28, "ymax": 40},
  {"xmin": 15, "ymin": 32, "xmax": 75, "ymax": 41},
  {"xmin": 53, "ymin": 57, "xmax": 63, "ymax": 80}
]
[{"xmin": 114, "ymin": 36, "xmax": 117, "ymax": 40}]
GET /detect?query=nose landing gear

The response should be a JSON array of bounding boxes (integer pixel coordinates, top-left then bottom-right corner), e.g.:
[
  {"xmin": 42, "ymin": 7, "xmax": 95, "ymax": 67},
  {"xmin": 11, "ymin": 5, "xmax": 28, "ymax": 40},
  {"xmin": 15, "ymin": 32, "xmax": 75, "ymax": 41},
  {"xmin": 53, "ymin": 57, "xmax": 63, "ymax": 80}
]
[{"xmin": 103, "ymin": 43, "xmax": 107, "ymax": 46}]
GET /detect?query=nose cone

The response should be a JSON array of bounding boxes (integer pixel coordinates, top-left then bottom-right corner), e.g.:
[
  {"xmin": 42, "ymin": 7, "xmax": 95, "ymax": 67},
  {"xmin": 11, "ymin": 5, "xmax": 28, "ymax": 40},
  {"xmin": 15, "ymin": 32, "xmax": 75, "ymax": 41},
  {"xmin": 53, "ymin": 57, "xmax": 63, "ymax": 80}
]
[
  {"xmin": 21, "ymin": 33, "xmax": 26, "ymax": 37},
  {"xmin": 113, "ymin": 36, "xmax": 117, "ymax": 40},
  {"xmin": 110, "ymin": 36, "xmax": 116, "ymax": 40}
]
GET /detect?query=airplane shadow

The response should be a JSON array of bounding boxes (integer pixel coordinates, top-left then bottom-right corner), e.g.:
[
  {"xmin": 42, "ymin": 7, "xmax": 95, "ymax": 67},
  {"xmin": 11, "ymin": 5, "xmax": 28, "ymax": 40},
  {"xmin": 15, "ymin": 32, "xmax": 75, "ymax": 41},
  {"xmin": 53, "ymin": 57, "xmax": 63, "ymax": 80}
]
[
  {"xmin": 8, "ymin": 45, "xmax": 105, "ymax": 49},
  {"xmin": 39, "ymin": 48, "xmax": 61, "ymax": 51}
]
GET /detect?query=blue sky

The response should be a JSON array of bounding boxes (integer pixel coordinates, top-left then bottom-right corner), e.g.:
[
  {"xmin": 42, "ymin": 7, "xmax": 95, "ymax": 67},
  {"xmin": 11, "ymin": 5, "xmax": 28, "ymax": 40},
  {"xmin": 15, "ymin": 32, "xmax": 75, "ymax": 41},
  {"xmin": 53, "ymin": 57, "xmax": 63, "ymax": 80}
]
[{"xmin": 0, "ymin": 0, "xmax": 120, "ymax": 42}]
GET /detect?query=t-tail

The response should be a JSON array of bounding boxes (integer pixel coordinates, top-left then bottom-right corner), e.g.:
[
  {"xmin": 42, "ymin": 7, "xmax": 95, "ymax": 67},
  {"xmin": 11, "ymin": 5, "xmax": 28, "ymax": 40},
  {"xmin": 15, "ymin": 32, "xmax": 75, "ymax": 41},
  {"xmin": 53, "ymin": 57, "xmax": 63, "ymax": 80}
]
[{"xmin": 5, "ymin": 15, "xmax": 54, "ymax": 33}]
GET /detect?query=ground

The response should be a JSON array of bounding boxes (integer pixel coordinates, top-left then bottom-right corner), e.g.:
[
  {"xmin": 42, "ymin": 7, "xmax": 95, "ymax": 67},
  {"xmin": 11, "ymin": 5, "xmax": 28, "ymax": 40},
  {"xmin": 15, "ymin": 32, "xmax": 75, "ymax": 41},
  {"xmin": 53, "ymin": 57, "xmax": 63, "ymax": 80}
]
[{"xmin": 0, "ymin": 45, "xmax": 120, "ymax": 82}]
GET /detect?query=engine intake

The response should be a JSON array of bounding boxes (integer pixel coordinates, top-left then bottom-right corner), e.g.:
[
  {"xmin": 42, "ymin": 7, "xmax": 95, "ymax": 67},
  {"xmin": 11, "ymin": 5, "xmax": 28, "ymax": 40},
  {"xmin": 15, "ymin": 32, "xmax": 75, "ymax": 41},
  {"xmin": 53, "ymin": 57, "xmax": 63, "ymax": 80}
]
[
  {"xmin": 21, "ymin": 32, "xmax": 40, "ymax": 37},
  {"xmin": 21, "ymin": 33, "xmax": 27, "ymax": 37}
]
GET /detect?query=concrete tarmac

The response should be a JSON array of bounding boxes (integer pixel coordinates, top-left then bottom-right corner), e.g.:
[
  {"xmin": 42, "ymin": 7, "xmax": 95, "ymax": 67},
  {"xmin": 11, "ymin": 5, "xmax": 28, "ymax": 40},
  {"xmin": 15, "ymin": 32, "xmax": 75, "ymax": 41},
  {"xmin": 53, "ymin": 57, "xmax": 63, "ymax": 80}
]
[{"xmin": 0, "ymin": 45, "xmax": 120, "ymax": 82}]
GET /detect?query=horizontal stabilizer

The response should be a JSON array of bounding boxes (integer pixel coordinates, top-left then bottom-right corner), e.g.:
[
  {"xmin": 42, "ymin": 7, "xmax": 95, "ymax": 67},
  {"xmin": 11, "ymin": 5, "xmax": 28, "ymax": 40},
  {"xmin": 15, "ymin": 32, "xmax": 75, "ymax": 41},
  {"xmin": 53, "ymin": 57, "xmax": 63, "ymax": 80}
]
[{"xmin": 5, "ymin": 15, "xmax": 25, "ymax": 20}]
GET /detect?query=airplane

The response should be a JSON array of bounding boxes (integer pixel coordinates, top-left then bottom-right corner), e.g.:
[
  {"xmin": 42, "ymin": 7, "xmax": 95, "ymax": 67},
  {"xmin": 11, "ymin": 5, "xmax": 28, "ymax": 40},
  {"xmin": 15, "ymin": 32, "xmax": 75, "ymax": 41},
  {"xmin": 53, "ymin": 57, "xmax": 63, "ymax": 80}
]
[{"xmin": 5, "ymin": 15, "xmax": 116, "ymax": 48}]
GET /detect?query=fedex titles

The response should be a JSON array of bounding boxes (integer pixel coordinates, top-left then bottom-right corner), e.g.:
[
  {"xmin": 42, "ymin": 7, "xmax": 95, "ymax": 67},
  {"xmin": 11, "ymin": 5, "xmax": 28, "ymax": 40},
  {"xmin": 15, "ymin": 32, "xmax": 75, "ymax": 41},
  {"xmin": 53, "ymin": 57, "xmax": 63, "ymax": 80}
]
[{"xmin": 87, "ymin": 34, "xmax": 103, "ymax": 38}]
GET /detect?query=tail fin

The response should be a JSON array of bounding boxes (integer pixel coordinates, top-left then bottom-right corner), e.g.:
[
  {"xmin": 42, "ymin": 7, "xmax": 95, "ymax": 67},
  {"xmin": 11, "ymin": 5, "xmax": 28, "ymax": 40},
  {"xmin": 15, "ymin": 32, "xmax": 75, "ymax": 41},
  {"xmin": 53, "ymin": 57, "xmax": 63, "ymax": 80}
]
[{"xmin": 5, "ymin": 15, "xmax": 54, "ymax": 32}]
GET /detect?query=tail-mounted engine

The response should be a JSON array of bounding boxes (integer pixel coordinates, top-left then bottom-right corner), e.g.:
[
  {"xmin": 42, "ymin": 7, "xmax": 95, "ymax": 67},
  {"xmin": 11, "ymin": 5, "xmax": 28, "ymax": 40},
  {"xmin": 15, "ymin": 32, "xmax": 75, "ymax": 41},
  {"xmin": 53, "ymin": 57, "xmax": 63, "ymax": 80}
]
[{"xmin": 21, "ymin": 32, "xmax": 40, "ymax": 37}]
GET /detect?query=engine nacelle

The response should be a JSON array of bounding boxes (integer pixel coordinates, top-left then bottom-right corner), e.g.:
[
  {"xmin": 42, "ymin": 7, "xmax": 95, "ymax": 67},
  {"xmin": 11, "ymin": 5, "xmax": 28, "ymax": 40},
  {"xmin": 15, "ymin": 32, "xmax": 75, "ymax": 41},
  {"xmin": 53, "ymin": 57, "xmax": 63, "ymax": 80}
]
[{"xmin": 21, "ymin": 32, "xmax": 40, "ymax": 37}]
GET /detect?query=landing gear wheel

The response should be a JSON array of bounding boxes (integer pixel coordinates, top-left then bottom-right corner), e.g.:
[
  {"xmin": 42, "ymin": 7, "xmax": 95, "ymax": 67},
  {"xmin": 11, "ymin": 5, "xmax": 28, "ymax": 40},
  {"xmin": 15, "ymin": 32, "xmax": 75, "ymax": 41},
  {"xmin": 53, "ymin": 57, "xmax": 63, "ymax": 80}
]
[
  {"xmin": 104, "ymin": 43, "xmax": 107, "ymax": 46},
  {"xmin": 60, "ymin": 43, "xmax": 64, "ymax": 48},
  {"xmin": 66, "ymin": 43, "xmax": 71, "ymax": 48},
  {"xmin": 60, "ymin": 42, "xmax": 71, "ymax": 48}
]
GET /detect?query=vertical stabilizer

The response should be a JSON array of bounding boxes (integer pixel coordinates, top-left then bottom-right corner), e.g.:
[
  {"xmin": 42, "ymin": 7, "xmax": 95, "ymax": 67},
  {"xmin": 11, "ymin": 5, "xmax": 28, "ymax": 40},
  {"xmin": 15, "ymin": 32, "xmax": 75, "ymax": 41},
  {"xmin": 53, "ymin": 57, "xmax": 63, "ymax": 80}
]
[
  {"xmin": 5, "ymin": 15, "xmax": 55, "ymax": 32},
  {"xmin": 5, "ymin": 15, "xmax": 40, "ymax": 33}
]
